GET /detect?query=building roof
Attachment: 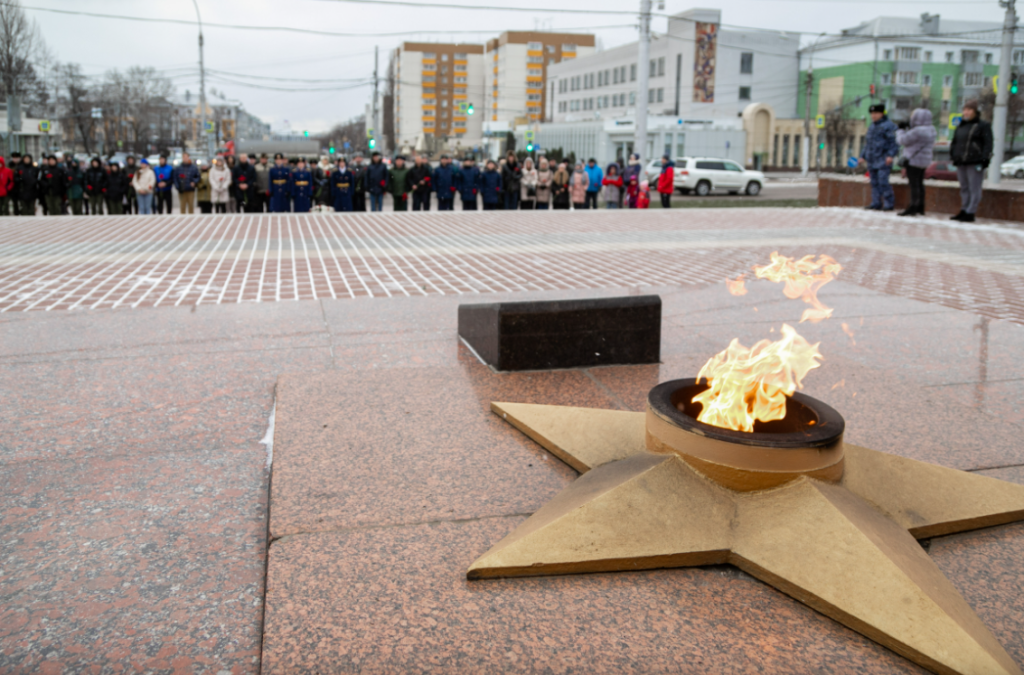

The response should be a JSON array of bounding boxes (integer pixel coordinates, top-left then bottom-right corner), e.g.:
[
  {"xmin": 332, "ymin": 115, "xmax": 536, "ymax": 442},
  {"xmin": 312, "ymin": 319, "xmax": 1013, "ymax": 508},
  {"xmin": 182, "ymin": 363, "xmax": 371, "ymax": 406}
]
[{"xmin": 818, "ymin": 14, "xmax": 1001, "ymax": 47}]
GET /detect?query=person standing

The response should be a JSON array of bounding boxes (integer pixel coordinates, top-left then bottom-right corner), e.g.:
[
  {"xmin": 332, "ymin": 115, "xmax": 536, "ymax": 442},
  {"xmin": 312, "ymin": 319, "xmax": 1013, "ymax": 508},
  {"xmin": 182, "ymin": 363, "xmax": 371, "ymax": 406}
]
[
  {"xmin": 366, "ymin": 152, "xmax": 389, "ymax": 212},
  {"xmin": 254, "ymin": 153, "xmax": 271, "ymax": 213},
  {"xmin": 949, "ymin": 99, "xmax": 993, "ymax": 223},
  {"xmin": 569, "ymin": 162, "xmax": 589, "ymax": 210},
  {"xmin": 66, "ymin": 159, "xmax": 85, "ymax": 215},
  {"xmin": 16, "ymin": 154, "xmax": 38, "ymax": 216},
  {"xmin": 657, "ymin": 155, "xmax": 675, "ymax": 209},
  {"xmin": 154, "ymin": 156, "xmax": 173, "ymax": 214},
  {"xmin": 291, "ymin": 158, "xmax": 314, "ymax": 213},
  {"xmin": 350, "ymin": 153, "xmax": 367, "ymax": 212},
  {"xmin": 123, "ymin": 155, "xmax": 139, "ymax": 214},
  {"xmin": 480, "ymin": 159, "xmax": 502, "ymax": 210},
  {"xmin": 535, "ymin": 157, "xmax": 552, "ymax": 209},
  {"xmin": 39, "ymin": 155, "xmax": 66, "ymax": 216},
  {"xmin": 584, "ymin": 158, "xmax": 603, "ymax": 209},
  {"xmin": 174, "ymin": 152, "xmax": 200, "ymax": 214},
  {"xmin": 269, "ymin": 153, "xmax": 291, "ymax": 213},
  {"xmin": 9, "ymin": 152, "xmax": 22, "ymax": 215},
  {"xmin": 520, "ymin": 157, "xmax": 538, "ymax": 209},
  {"xmin": 603, "ymin": 164, "xmax": 623, "ymax": 208},
  {"xmin": 210, "ymin": 157, "xmax": 232, "ymax": 214},
  {"xmin": 858, "ymin": 103, "xmax": 899, "ymax": 211},
  {"xmin": 133, "ymin": 158, "xmax": 156, "ymax": 214},
  {"xmin": 895, "ymin": 108, "xmax": 937, "ymax": 217},
  {"xmin": 331, "ymin": 158, "xmax": 354, "ymax": 212},
  {"xmin": 0, "ymin": 157, "xmax": 14, "ymax": 216},
  {"xmin": 409, "ymin": 155, "xmax": 433, "ymax": 211},
  {"xmin": 196, "ymin": 164, "xmax": 212, "ymax": 214},
  {"xmin": 456, "ymin": 157, "xmax": 480, "ymax": 210},
  {"xmin": 552, "ymin": 162, "xmax": 571, "ymax": 210},
  {"xmin": 388, "ymin": 155, "xmax": 411, "ymax": 212},
  {"xmin": 105, "ymin": 163, "xmax": 129, "ymax": 215},
  {"xmin": 623, "ymin": 153, "xmax": 643, "ymax": 208},
  {"xmin": 501, "ymin": 151, "xmax": 522, "ymax": 210},
  {"xmin": 433, "ymin": 154, "xmax": 456, "ymax": 211},
  {"xmin": 85, "ymin": 157, "xmax": 107, "ymax": 216},
  {"xmin": 313, "ymin": 156, "xmax": 332, "ymax": 211},
  {"xmin": 232, "ymin": 153, "xmax": 257, "ymax": 212}
]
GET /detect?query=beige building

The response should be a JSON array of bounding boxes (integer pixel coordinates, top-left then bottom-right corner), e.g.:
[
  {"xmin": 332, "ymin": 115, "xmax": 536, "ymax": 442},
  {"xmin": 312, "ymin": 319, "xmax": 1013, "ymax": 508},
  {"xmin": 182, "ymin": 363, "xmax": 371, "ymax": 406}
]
[
  {"xmin": 485, "ymin": 32, "xmax": 596, "ymax": 125},
  {"xmin": 742, "ymin": 102, "xmax": 868, "ymax": 170},
  {"xmin": 393, "ymin": 42, "xmax": 486, "ymax": 152}
]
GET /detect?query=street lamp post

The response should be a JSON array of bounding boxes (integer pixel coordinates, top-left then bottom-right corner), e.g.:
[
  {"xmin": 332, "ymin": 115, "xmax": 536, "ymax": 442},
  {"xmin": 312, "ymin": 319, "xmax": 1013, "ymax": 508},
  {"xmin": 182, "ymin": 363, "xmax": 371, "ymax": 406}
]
[{"xmin": 190, "ymin": 0, "xmax": 211, "ymax": 158}]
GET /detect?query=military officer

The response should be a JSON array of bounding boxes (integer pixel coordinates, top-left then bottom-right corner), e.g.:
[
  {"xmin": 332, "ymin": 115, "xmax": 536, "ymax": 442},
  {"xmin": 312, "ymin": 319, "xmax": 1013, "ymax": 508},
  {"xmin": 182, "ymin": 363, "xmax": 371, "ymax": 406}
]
[
  {"xmin": 269, "ymin": 153, "xmax": 292, "ymax": 213},
  {"xmin": 331, "ymin": 158, "xmax": 354, "ymax": 212},
  {"xmin": 291, "ymin": 158, "xmax": 313, "ymax": 213}
]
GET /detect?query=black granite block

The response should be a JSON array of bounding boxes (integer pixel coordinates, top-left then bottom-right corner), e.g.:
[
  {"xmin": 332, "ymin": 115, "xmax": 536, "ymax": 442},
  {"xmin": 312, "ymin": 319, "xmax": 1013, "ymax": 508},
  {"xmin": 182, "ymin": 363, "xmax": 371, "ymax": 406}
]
[{"xmin": 458, "ymin": 296, "xmax": 661, "ymax": 371}]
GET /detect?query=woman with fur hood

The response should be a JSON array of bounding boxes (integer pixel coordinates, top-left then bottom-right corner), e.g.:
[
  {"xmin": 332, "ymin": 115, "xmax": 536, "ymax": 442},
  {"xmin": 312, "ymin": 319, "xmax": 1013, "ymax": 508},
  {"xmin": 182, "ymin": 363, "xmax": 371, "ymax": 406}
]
[
  {"xmin": 896, "ymin": 108, "xmax": 937, "ymax": 217},
  {"xmin": 209, "ymin": 157, "xmax": 232, "ymax": 214}
]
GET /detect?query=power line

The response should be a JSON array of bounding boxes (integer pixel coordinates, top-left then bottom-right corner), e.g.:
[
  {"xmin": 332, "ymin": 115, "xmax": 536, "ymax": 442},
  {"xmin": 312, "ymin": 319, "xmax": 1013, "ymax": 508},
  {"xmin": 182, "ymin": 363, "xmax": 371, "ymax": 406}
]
[{"xmin": 298, "ymin": 0, "xmax": 655, "ymax": 15}]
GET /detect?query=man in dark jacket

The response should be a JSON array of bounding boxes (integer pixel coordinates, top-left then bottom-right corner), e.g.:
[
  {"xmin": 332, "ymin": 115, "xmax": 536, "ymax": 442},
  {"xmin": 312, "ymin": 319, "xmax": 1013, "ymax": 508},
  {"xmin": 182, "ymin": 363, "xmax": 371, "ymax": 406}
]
[
  {"xmin": 365, "ymin": 152, "xmax": 388, "ymax": 212},
  {"xmin": 154, "ymin": 156, "xmax": 174, "ymax": 214},
  {"xmin": 949, "ymin": 99, "xmax": 993, "ymax": 223},
  {"xmin": 124, "ymin": 155, "xmax": 139, "ymax": 214},
  {"xmin": 16, "ymin": 154, "xmax": 38, "ymax": 216},
  {"xmin": 269, "ymin": 153, "xmax": 292, "ymax": 213},
  {"xmin": 105, "ymin": 163, "xmax": 130, "ymax": 215},
  {"xmin": 433, "ymin": 155, "xmax": 456, "ymax": 211},
  {"xmin": 858, "ymin": 103, "xmax": 899, "ymax": 211},
  {"xmin": 38, "ymin": 155, "xmax": 67, "ymax": 216},
  {"xmin": 351, "ymin": 153, "xmax": 366, "ymax": 212},
  {"xmin": 174, "ymin": 152, "xmax": 200, "ymax": 214},
  {"xmin": 65, "ymin": 159, "xmax": 86, "ymax": 215},
  {"xmin": 232, "ymin": 153, "xmax": 258, "ymax": 212},
  {"xmin": 85, "ymin": 157, "xmax": 107, "ymax": 215},
  {"xmin": 480, "ymin": 160, "xmax": 502, "ymax": 210},
  {"xmin": 408, "ymin": 155, "xmax": 433, "ymax": 211},
  {"xmin": 456, "ymin": 157, "xmax": 480, "ymax": 210},
  {"xmin": 254, "ymin": 154, "xmax": 271, "ymax": 212},
  {"xmin": 501, "ymin": 152, "xmax": 521, "ymax": 210}
]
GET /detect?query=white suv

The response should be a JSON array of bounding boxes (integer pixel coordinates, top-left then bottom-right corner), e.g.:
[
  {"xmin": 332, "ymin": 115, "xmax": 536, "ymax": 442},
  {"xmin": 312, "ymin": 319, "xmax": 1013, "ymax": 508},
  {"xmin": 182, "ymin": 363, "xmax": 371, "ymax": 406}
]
[{"xmin": 674, "ymin": 157, "xmax": 765, "ymax": 196}]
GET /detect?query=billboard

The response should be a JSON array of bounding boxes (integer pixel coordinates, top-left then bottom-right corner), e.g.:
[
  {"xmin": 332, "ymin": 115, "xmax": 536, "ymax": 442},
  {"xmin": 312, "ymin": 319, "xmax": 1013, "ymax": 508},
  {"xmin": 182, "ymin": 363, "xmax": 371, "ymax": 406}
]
[{"xmin": 693, "ymin": 22, "xmax": 717, "ymax": 103}]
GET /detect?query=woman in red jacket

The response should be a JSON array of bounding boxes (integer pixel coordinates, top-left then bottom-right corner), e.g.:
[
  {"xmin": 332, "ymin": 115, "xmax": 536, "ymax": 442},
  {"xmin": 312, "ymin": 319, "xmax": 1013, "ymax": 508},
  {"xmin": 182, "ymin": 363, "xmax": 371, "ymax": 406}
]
[
  {"xmin": 0, "ymin": 157, "xmax": 13, "ymax": 216},
  {"xmin": 656, "ymin": 155, "xmax": 675, "ymax": 209}
]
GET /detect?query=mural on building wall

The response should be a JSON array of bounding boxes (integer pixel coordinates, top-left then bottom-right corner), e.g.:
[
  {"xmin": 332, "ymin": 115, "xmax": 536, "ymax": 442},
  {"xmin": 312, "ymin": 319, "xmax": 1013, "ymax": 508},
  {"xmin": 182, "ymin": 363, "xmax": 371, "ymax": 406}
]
[{"xmin": 693, "ymin": 22, "xmax": 717, "ymax": 103}]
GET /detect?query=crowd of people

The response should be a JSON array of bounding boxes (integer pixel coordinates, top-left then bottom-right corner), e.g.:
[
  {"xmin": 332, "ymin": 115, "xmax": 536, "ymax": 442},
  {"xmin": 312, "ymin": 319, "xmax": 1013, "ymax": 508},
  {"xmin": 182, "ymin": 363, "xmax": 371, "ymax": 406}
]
[
  {"xmin": 860, "ymin": 99, "xmax": 993, "ymax": 223},
  {"xmin": 0, "ymin": 149, "xmax": 678, "ymax": 216}
]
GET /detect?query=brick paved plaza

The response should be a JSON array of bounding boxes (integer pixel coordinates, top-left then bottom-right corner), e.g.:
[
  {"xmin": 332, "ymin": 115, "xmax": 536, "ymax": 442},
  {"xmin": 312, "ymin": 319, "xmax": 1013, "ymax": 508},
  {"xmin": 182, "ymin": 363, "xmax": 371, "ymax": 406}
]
[{"xmin": 2, "ymin": 208, "xmax": 1024, "ymax": 673}]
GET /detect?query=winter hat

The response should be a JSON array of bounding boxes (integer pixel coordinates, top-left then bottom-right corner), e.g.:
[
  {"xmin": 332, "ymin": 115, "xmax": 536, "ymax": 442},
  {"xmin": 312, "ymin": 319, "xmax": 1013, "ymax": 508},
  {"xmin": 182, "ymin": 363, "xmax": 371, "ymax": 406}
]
[
  {"xmin": 868, "ymin": 103, "xmax": 885, "ymax": 114},
  {"xmin": 140, "ymin": 158, "xmax": 149, "ymax": 165},
  {"xmin": 963, "ymin": 99, "xmax": 980, "ymax": 113}
]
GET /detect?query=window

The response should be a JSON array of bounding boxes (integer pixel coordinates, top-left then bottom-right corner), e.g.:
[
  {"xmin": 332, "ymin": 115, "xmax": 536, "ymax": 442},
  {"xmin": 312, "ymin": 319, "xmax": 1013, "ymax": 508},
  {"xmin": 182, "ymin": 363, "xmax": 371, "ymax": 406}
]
[
  {"xmin": 1015, "ymin": 50, "xmax": 1024, "ymax": 65},
  {"xmin": 547, "ymin": 45, "xmax": 555, "ymax": 54},
  {"xmin": 648, "ymin": 89, "xmax": 655, "ymax": 103},
  {"xmin": 528, "ymin": 41, "xmax": 542, "ymax": 50},
  {"xmin": 881, "ymin": 73, "xmax": 891, "ymax": 85},
  {"xmin": 740, "ymin": 52, "xmax": 753, "ymax": 74},
  {"xmin": 527, "ymin": 93, "xmax": 542, "ymax": 101},
  {"xmin": 604, "ymin": 69, "xmax": 611, "ymax": 86},
  {"xmin": 897, "ymin": 47, "xmax": 920, "ymax": 61},
  {"xmin": 441, "ymin": 109, "xmax": 449, "ymax": 118},
  {"xmin": 924, "ymin": 51, "xmax": 933, "ymax": 62},
  {"xmin": 453, "ymin": 120, "xmax": 466, "ymax": 128},
  {"xmin": 454, "ymin": 63, "xmax": 466, "ymax": 72},
  {"xmin": 739, "ymin": 86, "xmax": 751, "ymax": 100},
  {"xmin": 559, "ymin": 80, "xmax": 566, "ymax": 93},
  {"xmin": 922, "ymin": 74, "xmax": 932, "ymax": 86},
  {"xmin": 657, "ymin": 88, "xmax": 664, "ymax": 102},
  {"xmin": 658, "ymin": 57, "xmax": 665, "ymax": 76},
  {"xmin": 629, "ymin": 91, "xmax": 636, "ymax": 105},
  {"xmin": 963, "ymin": 72, "xmax": 983, "ymax": 87},
  {"xmin": 943, "ymin": 75, "xmax": 953, "ymax": 87},
  {"xmin": 985, "ymin": 53, "xmax": 993, "ymax": 64},
  {"xmin": 613, "ymin": 69, "xmax": 619, "ymax": 84},
  {"xmin": 562, "ymin": 43, "xmax": 576, "ymax": 52},
  {"xmin": 883, "ymin": 49, "xmax": 892, "ymax": 60},
  {"xmin": 620, "ymin": 66, "xmax": 627, "ymax": 82},
  {"xmin": 962, "ymin": 50, "xmax": 979, "ymax": 63},
  {"xmin": 896, "ymin": 71, "xmax": 918, "ymax": 84},
  {"xmin": 630, "ymin": 63, "xmax": 637, "ymax": 81},
  {"xmin": 422, "ymin": 76, "xmax": 435, "ymax": 83},
  {"xmin": 942, "ymin": 99, "xmax": 950, "ymax": 112},
  {"xmin": 650, "ymin": 59, "xmax": 656, "ymax": 77},
  {"xmin": 423, "ymin": 52, "xmax": 436, "ymax": 60},
  {"xmin": 528, "ymin": 55, "xmax": 544, "ymax": 64}
]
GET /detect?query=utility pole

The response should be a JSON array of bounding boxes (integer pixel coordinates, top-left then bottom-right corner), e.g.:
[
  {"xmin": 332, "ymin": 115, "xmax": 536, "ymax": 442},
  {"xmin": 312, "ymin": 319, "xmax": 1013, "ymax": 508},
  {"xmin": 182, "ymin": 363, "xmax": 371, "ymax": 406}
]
[
  {"xmin": 802, "ymin": 70, "xmax": 813, "ymax": 177},
  {"xmin": 191, "ymin": 0, "xmax": 211, "ymax": 157},
  {"xmin": 990, "ymin": 0, "xmax": 1018, "ymax": 185},
  {"xmin": 634, "ymin": 0, "xmax": 652, "ymax": 161},
  {"xmin": 372, "ymin": 45, "xmax": 379, "ymax": 154}
]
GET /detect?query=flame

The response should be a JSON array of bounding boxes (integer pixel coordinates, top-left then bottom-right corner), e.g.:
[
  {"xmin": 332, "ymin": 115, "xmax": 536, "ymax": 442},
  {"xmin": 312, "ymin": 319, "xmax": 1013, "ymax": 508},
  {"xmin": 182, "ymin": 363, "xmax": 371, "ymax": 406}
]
[
  {"xmin": 693, "ymin": 324, "xmax": 822, "ymax": 433},
  {"xmin": 725, "ymin": 274, "xmax": 748, "ymax": 296},
  {"xmin": 841, "ymin": 322, "xmax": 856, "ymax": 345},
  {"xmin": 753, "ymin": 252, "xmax": 843, "ymax": 323}
]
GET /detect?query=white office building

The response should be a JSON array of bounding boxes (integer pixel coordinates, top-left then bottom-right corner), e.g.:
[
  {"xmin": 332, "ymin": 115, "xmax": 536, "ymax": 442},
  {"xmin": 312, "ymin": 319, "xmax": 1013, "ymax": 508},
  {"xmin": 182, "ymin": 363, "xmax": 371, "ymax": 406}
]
[{"xmin": 546, "ymin": 9, "xmax": 800, "ymax": 126}]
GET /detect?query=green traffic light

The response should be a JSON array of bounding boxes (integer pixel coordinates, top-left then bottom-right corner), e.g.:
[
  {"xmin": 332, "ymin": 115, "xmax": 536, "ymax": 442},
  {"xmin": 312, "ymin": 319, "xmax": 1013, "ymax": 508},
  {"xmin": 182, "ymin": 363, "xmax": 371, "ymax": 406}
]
[
  {"xmin": 330, "ymin": 147, "xmax": 335, "ymax": 154},
  {"xmin": 526, "ymin": 144, "xmax": 534, "ymax": 152},
  {"xmin": 467, "ymin": 103, "xmax": 475, "ymax": 115},
  {"xmin": 1012, "ymin": 78, "xmax": 1020, "ymax": 95},
  {"xmin": 368, "ymin": 138, "xmax": 376, "ymax": 149},
  {"xmin": 304, "ymin": 131, "xmax": 309, "ymax": 137}
]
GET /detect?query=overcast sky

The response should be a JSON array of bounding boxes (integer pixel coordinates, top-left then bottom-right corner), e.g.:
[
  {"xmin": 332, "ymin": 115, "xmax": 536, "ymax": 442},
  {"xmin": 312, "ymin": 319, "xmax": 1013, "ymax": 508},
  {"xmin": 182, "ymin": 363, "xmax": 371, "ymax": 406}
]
[{"xmin": 24, "ymin": 0, "xmax": 1009, "ymax": 134}]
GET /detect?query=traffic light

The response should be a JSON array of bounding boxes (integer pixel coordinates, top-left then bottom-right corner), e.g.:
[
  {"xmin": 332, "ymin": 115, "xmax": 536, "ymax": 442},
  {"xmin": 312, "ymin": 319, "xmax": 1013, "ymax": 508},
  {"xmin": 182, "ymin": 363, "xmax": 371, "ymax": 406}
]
[
  {"xmin": 1012, "ymin": 75, "xmax": 1020, "ymax": 95},
  {"xmin": 303, "ymin": 130, "xmax": 309, "ymax": 137},
  {"xmin": 819, "ymin": 142, "xmax": 825, "ymax": 150},
  {"xmin": 329, "ymin": 146, "xmax": 335, "ymax": 154},
  {"xmin": 467, "ymin": 102, "xmax": 475, "ymax": 115},
  {"xmin": 526, "ymin": 143, "xmax": 534, "ymax": 152},
  {"xmin": 368, "ymin": 138, "xmax": 376, "ymax": 149},
  {"xmin": 869, "ymin": 83, "xmax": 876, "ymax": 96}
]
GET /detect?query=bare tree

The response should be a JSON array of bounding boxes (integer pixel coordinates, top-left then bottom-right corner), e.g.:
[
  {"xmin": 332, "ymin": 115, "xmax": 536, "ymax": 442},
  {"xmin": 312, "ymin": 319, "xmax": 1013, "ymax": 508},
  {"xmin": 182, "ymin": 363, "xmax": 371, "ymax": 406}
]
[
  {"xmin": 979, "ymin": 90, "xmax": 1024, "ymax": 153},
  {"xmin": 0, "ymin": 0, "xmax": 41, "ymax": 100},
  {"xmin": 59, "ymin": 63, "xmax": 96, "ymax": 154},
  {"xmin": 318, "ymin": 115, "xmax": 366, "ymax": 154},
  {"xmin": 97, "ymin": 66, "xmax": 174, "ymax": 153},
  {"xmin": 822, "ymin": 100, "xmax": 857, "ymax": 170}
]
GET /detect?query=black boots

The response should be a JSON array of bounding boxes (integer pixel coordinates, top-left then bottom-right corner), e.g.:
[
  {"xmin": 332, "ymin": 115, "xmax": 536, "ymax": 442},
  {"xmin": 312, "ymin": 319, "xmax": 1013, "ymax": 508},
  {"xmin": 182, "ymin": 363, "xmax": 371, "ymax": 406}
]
[
  {"xmin": 950, "ymin": 211, "xmax": 976, "ymax": 223},
  {"xmin": 950, "ymin": 211, "xmax": 967, "ymax": 221},
  {"xmin": 898, "ymin": 207, "xmax": 919, "ymax": 217}
]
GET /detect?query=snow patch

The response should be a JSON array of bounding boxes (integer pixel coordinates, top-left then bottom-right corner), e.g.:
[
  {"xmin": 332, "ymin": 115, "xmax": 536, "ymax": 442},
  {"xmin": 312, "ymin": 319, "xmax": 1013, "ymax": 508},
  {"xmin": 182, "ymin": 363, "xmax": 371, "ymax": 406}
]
[{"xmin": 260, "ymin": 403, "xmax": 276, "ymax": 470}]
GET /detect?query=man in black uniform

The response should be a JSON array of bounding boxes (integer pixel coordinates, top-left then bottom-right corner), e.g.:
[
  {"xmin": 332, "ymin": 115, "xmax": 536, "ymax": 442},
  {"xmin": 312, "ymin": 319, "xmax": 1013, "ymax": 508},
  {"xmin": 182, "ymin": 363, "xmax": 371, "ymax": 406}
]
[
  {"xmin": 232, "ymin": 153, "xmax": 258, "ymax": 212},
  {"xmin": 350, "ymin": 153, "xmax": 366, "ymax": 212}
]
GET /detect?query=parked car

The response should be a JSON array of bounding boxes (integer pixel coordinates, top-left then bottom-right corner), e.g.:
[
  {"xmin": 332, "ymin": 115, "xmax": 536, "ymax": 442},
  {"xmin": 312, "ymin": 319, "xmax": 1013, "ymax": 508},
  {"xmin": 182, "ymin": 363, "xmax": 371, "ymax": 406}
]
[
  {"xmin": 899, "ymin": 161, "xmax": 957, "ymax": 181},
  {"xmin": 645, "ymin": 158, "xmax": 685, "ymax": 184},
  {"xmin": 673, "ymin": 157, "xmax": 765, "ymax": 196},
  {"xmin": 1000, "ymin": 155, "xmax": 1024, "ymax": 179}
]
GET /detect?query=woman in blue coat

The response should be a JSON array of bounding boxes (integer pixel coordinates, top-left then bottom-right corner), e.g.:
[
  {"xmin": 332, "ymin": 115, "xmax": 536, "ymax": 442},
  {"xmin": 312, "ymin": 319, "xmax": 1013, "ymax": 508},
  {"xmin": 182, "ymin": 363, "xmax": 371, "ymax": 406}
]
[{"xmin": 331, "ymin": 158, "xmax": 355, "ymax": 212}]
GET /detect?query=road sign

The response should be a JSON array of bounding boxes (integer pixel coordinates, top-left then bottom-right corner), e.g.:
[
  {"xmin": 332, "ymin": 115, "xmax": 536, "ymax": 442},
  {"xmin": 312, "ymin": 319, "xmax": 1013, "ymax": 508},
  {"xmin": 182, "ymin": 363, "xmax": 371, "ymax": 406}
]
[
  {"xmin": 847, "ymin": 156, "xmax": 859, "ymax": 169},
  {"xmin": 994, "ymin": 75, "xmax": 999, "ymax": 93},
  {"xmin": 524, "ymin": 130, "xmax": 535, "ymax": 142},
  {"xmin": 458, "ymin": 102, "xmax": 468, "ymax": 114},
  {"xmin": 343, "ymin": 141, "xmax": 351, "ymax": 149},
  {"xmin": 37, "ymin": 120, "xmax": 51, "ymax": 133},
  {"xmin": 204, "ymin": 120, "xmax": 215, "ymax": 133},
  {"xmin": 366, "ymin": 127, "xmax": 374, "ymax": 138},
  {"xmin": 815, "ymin": 114, "xmax": 826, "ymax": 129},
  {"xmin": 948, "ymin": 113, "xmax": 962, "ymax": 130}
]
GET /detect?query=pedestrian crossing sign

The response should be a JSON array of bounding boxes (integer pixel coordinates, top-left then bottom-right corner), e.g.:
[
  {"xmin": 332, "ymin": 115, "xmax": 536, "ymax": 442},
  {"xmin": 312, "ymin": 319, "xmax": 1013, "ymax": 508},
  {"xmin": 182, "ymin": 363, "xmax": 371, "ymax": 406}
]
[
  {"xmin": 38, "ymin": 120, "xmax": 51, "ymax": 132},
  {"xmin": 204, "ymin": 120, "xmax": 215, "ymax": 132},
  {"xmin": 524, "ymin": 130, "xmax": 535, "ymax": 142},
  {"xmin": 948, "ymin": 113, "xmax": 962, "ymax": 130},
  {"xmin": 815, "ymin": 114, "xmax": 825, "ymax": 129}
]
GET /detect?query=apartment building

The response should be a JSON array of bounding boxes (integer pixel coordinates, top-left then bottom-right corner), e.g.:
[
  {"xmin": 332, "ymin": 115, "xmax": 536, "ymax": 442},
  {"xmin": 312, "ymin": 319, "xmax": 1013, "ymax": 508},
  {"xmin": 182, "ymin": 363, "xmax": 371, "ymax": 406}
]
[
  {"xmin": 800, "ymin": 14, "xmax": 1005, "ymax": 133},
  {"xmin": 547, "ymin": 9, "xmax": 800, "ymax": 124},
  {"xmin": 484, "ymin": 32, "xmax": 596, "ymax": 125},
  {"xmin": 392, "ymin": 42, "xmax": 486, "ymax": 151}
]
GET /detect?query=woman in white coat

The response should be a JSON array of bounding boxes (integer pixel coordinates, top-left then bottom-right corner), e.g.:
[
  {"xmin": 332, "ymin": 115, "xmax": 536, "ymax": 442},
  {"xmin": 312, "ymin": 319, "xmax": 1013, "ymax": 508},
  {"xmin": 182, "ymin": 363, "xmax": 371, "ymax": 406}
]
[{"xmin": 209, "ymin": 157, "xmax": 232, "ymax": 214}]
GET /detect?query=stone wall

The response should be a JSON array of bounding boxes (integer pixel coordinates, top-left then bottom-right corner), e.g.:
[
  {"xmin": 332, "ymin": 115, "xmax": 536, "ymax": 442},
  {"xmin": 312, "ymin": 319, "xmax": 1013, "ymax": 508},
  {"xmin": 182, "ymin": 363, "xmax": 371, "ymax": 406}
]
[{"xmin": 817, "ymin": 175, "xmax": 1024, "ymax": 221}]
